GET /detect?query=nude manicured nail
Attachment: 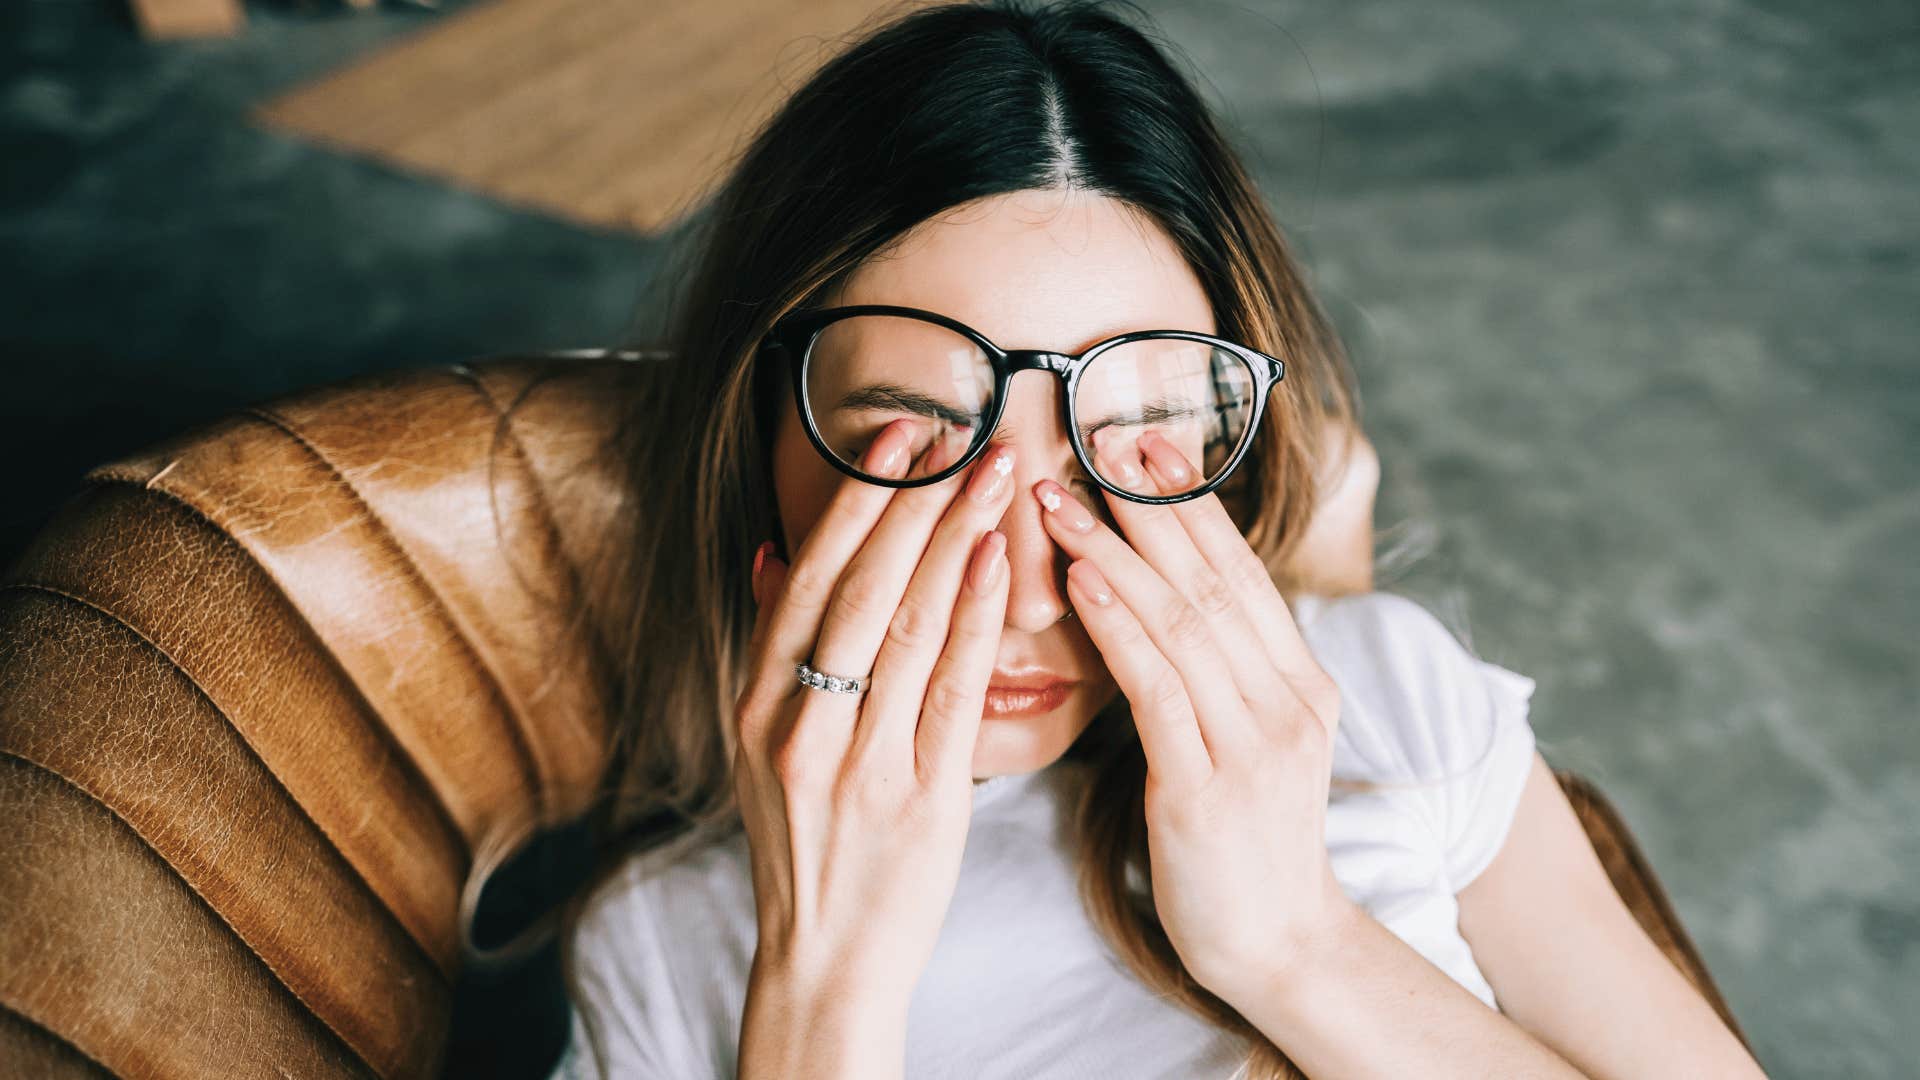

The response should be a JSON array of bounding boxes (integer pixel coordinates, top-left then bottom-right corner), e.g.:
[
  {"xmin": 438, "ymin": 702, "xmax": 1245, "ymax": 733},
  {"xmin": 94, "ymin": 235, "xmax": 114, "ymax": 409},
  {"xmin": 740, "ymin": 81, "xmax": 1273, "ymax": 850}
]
[
  {"xmin": 1094, "ymin": 434, "xmax": 1145, "ymax": 487},
  {"xmin": 968, "ymin": 530, "xmax": 1006, "ymax": 592},
  {"xmin": 968, "ymin": 444, "xmax": 1014, "ymax": 503},
  {"xmin": 864, "ymin": 419, "xmax": 912, "ymax": 478},
  {"xmin": 1034, "ymin": 479, "xmax": 1096, "ymax": 532},
  {"xmin": 1138, "ymin": 430, "xmax": 1192, "ymax": 485}
]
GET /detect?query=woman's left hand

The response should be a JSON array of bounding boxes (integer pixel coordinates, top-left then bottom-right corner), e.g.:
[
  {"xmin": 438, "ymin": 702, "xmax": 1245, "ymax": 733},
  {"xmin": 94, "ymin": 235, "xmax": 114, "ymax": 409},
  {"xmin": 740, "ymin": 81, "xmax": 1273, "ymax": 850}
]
[{"xmin": 1031, "ymin": 430, "xmax": 1362, "ymax": 1005}]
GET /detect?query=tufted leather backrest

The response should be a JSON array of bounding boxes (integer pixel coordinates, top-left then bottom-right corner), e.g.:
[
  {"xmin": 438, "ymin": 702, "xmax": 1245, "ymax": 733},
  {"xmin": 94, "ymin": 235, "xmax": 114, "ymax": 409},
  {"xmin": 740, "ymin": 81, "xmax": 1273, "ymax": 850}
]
[{"xmin": 0, "ymin": 354, "xmax": 643, "ymax": 1079}]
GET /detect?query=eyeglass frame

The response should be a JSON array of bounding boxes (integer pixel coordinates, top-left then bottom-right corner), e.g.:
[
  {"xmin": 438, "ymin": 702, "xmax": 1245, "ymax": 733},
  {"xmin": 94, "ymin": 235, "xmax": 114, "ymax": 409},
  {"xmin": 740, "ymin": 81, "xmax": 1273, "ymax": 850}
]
[{"xmin": 758, "ymin": 303, "xmax": 1286, "ymax": 507}]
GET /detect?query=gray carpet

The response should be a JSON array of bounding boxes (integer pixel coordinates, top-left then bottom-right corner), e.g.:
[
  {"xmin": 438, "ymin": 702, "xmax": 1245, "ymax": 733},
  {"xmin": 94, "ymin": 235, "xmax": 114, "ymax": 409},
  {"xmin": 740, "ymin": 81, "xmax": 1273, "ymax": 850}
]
[{"xmin": 2, "ymin": 1, "xmax": 1912, "ymax": 1076}]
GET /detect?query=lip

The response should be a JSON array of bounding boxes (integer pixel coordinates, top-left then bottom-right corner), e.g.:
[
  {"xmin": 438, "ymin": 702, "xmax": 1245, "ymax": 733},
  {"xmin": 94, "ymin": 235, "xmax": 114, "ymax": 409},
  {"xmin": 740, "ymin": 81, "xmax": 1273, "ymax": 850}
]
[
  {"xmin": 987, "ymin": 666, "xmax": 1073, "ymax": 689},
  {"xmin": 983, "ymin": 668, "xmax": 1075, "ymax": 684},
  {"xmin": 983, "ymin": 678, "xmax": 1076, "ymax": 718}
]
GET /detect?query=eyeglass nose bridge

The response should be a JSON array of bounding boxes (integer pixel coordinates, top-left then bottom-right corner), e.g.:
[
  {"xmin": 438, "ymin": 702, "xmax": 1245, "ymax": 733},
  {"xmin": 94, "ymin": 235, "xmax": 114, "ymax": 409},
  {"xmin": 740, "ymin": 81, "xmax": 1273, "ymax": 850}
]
[{"xmin": 1002, "ymin": 349, "xmax": 1079, "ymax": 376}]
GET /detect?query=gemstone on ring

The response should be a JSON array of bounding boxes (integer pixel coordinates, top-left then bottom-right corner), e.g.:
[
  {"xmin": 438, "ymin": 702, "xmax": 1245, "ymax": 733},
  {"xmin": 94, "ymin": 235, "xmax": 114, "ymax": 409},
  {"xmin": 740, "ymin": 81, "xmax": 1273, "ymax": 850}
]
[{"xmin": 796, "ymin": 661, "xmax": 866, "ymax": 694}]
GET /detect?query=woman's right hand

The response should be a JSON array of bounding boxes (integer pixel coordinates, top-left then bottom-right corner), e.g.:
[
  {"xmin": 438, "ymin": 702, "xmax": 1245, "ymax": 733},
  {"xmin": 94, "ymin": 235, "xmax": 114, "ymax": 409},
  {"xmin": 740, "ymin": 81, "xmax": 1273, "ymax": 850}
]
[{"xmin": 734, "ymin": 418, "xmax": 1017, "ymax": 1078}]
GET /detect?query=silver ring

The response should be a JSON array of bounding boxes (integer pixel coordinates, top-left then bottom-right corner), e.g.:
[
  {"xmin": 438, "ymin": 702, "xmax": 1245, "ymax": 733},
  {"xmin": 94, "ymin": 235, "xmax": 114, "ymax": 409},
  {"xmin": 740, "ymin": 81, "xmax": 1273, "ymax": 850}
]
[{"xmin": 797, "ymin": 660, "xmax": 870, "ymax": 694}]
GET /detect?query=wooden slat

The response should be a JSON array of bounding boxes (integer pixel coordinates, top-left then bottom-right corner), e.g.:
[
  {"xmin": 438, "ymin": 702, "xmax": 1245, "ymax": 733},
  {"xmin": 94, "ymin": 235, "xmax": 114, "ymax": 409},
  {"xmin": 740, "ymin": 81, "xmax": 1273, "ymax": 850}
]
[
  {"xmin": 250, "ymin": 0, "xmax": 936, "ymax": 234},
  {"xmin": 129, "ymin": 0, "xmax": 244, "ymax": 40}
]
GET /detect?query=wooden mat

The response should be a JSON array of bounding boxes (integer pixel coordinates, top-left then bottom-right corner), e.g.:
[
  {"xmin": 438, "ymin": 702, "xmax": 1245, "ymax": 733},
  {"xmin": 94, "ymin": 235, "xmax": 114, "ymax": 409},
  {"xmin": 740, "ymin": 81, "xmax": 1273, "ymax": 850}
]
[{"xmin": 252, "ymin": 0, "xmax": 932, "ymax": 235}]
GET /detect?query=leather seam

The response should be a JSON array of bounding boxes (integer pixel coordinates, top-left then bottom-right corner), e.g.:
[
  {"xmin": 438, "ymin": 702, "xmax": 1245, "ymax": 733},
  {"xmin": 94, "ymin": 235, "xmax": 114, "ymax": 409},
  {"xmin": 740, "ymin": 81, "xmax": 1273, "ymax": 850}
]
[
  {"xmin": 0, "ymin": 579, "xmax": 452, "ymax": 990},
  {"xmin": 451, "ymin": 362, "xmax": 612, "ymax": 809},
  {"xmin": 65, "ymin": 472, "xmax": 473, "ymax": 870},
  {"xmin": 0, "ymin": 997, "xmax": 114, "ymax": 1078},
  {"xmin": 0, "ymin": 749, "xmax": 387, "ymax": 1080},
  {"xmin": 453, "ymin": 360, "xmax": 622, "ymax": 679},
  {"xmin": 243, "ymin": 403, "xmax": 550, "ymax": 825}
]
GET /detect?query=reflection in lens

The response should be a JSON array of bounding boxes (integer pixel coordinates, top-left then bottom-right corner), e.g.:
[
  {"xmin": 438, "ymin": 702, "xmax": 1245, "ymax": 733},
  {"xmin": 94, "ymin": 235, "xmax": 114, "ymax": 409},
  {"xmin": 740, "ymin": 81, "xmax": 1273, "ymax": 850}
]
[
  {"xmin": 804, "ymin": 315, "xmax": 993, "ymax": 480},
  {"xmin": 1073, "ymin": 336, "xmax": 1255, "ymax": 497}
]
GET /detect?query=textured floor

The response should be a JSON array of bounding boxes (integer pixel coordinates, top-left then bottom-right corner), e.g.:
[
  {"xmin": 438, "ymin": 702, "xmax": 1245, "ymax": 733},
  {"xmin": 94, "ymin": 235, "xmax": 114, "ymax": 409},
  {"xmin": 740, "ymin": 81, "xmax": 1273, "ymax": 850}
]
[
  {"xmin": 249, "ymin": 0, "xmax": 933, "ymax": 233},
  {"xmin": 3, "ymin": 2, "xmax": 1913, "ymax": 1077}
]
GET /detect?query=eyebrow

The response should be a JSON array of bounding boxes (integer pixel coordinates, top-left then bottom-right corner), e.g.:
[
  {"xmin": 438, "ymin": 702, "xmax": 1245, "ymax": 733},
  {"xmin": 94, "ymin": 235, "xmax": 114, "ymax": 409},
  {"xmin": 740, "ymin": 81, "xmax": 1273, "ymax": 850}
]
[
  {"xmin": 833, "ymin": 383, "xmax": 981, "ymax": 428},
  {"xmin": 1079, "ymin": 398, "xmax": 1209, "ymax": 446}
]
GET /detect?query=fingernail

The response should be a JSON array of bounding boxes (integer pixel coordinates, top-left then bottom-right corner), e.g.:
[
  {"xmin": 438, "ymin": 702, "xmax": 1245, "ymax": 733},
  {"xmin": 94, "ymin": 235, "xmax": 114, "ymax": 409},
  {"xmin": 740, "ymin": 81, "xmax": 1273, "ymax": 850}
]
[
  {"xmin": 1098, "ymin": 443, "xmax": 1136, "ymax": 486},
  {"xmin": 968, "ymin": 529, "xmax": 1006, "ymax": 592},
  {"xmin": 910, "ymin": 427, "xmax": 967, "ymax": 480},
  {"xmin": 968, "ymin": 444, "xmax": 1014, "ymax": 503},
  {"xmin": 1069, "ymin": 560, "xmax": 1113, "ymax": 605},
  {"xmin": 1139, "ymin": 430, "xmax": 1193, "ymax": 486},
  {"xmin": 864, "ymin": 419, "xmax": 911, "ymax": 478},
  {"xmin": 751, "ymin": 540, "xmax": 772, "ymax": 604},
  {"xmin": 1034, "ymin": 479, "xmax": 1096, "ymax": 533}
]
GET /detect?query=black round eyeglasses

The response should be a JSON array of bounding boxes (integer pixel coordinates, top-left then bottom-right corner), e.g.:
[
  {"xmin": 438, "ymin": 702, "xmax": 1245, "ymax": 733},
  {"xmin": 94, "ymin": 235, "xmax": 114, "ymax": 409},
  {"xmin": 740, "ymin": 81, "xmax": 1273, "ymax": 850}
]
[{"xmin": 758, "ymin": 304, "xmax": 1285, "ymax": 506}]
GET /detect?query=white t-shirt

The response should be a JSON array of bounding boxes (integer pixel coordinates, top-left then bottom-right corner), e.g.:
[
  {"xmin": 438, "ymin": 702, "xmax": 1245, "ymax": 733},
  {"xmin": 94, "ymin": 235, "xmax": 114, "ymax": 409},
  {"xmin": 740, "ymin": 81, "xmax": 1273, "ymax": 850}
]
[{"xmin": 552, "ymin": 590, "xmax": 1539, "ymax": 1079}]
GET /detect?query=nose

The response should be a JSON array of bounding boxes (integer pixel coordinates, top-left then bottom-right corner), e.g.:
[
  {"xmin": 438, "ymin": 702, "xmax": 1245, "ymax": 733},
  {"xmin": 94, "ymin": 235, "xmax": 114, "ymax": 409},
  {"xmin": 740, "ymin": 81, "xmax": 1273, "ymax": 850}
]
[
  {"xmin": 994, "ymin": 464, "xmax": 1073, "ymax": 631},
  {"xmin": 984, "ymin": 372, "xmax": 1077, "ymax": 633}
]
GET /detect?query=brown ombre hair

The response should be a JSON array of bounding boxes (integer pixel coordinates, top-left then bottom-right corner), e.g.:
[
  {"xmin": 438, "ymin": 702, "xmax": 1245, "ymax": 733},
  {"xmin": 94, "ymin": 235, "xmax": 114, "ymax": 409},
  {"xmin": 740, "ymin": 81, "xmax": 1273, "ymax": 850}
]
[{"xmin": 554, "ymin": 2, "xmax": 1394, "ymax": 1076}]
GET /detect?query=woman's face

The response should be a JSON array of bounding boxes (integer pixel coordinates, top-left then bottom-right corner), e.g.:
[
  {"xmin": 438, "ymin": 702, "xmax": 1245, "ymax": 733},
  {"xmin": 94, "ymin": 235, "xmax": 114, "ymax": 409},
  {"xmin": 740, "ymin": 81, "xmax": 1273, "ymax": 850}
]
[{"xmin": 770, "ymin": 187, "xmax": 1218, "ymax": 779}]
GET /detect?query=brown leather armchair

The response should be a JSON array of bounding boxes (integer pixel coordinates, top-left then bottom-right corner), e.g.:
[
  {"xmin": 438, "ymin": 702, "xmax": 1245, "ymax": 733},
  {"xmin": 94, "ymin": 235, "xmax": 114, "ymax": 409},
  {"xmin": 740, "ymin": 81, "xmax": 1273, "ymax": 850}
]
[{"xmin": 0, "ymin": 355, "xmax": 1750, "ymax": 1078}]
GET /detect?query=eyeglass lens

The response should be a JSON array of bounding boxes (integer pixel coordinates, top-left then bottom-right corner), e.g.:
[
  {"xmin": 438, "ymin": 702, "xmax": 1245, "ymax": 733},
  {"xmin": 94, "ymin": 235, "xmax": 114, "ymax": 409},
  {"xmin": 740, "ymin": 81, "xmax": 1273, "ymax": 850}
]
[{"xmin": 801, "ymin": 314, "xmax": 1257, "ymax": 498}]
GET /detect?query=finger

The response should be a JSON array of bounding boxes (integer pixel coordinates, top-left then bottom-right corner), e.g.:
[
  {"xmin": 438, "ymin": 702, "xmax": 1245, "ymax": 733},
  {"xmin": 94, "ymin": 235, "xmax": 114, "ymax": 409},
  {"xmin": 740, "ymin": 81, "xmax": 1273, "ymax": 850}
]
[
  {"xmin": 739, "ymin": 541, "xmax": 790, "ymax": 741},
  {"xmin": 807, "ymin": 424, "xmax": 975, "ymax": 683},
  {"xmin": 1131, "ymin": 428, "xmax": 1329, "ymax": 697},
  {"xmin": 746, "ymin": 541, "xmax": 775, "ymax": 661},
  {"xmin": 915, "ymin": 528, "xmax": 1009, "ymax": 779},
  {"xmin": 749, "ymin": 418, "xmax": 919, "ymax": 726},
  {"xmin": 1063, "ymin": 557, "xmax": 1212, "ymax": 783},
  {"xmin": 1089, "ymin": 427, "xmax": 1293, "ymax": 716},
  {"xmin": 1031, "ymin": 477, "xmax": 1259, "ymax": 755},
  {"xmin": 854, "ymin": 442, "xmax": 1018, "ymax": 767}
]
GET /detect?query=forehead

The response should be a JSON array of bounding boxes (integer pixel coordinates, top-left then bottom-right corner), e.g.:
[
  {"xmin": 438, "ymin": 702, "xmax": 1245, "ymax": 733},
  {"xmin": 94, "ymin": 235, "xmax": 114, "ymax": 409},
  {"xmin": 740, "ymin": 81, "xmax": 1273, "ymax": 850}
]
[{"xmin": 829, "ymin": 188, "xmax": 1216, "ymax": 352}]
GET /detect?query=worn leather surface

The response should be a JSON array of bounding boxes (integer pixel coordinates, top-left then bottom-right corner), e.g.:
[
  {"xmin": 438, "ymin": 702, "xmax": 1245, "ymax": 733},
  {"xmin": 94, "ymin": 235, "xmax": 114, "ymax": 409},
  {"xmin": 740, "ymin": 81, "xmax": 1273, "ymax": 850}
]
[{"xmin": 0, "ymin": 354, "xmax": 1745, "ymax": 1077}]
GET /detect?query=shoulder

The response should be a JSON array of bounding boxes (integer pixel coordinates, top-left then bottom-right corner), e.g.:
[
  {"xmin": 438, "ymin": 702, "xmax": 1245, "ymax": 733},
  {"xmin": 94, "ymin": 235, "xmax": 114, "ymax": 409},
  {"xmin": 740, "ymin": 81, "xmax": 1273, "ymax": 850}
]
[
  {"xmin": 1296, "ymin": 591, "xmax": 1540, "ymax": 892},
  {"xmin": 1295, "ymin": 590, "xmax": 1535, "ymax": 778}
]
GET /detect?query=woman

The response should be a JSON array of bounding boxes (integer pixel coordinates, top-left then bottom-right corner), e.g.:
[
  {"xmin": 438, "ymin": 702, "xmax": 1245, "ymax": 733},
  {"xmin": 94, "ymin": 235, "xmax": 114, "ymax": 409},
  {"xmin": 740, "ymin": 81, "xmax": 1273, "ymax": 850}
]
[{"xmin": 550, "ymin": 2, "xmax": 1766, "ymax": 1077}]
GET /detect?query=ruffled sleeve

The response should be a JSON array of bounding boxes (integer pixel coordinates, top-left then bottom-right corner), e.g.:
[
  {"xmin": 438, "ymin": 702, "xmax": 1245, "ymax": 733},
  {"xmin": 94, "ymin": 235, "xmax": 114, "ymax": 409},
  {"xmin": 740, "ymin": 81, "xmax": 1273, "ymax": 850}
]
[
  {"xmin": 1434, "ymin": 656, "xmax": 1538, "ymax": 891},
  {"xmin": 1299, "ymin": 591, "xmax": 1540, "ymax": 893}
]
